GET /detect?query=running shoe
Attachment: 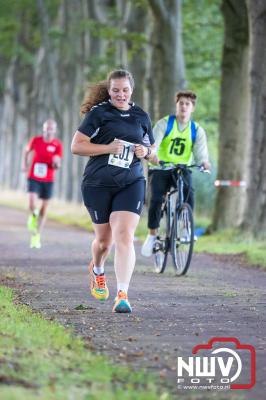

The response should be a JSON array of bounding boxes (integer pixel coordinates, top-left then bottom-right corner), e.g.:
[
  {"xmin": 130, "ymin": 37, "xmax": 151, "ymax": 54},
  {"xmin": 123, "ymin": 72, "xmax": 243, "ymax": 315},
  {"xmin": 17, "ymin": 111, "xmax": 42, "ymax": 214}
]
[
  {"xmin": 141, "ymin": 234, "xmax": 156, "ymax": 257},
  {"xmin": 30, "ymin": 233, "xmax": 41, "ymax": 249},
  {"xmin": 112, "ymin": 290, "xmax": 132, "ymax": 313},
  {"xmin": 27, "ymin": 211, "xmax": 38, "ymax": 233},
  {"xmin": 89, "ymin": 261, "xmax": 109, "ymax": 301}
]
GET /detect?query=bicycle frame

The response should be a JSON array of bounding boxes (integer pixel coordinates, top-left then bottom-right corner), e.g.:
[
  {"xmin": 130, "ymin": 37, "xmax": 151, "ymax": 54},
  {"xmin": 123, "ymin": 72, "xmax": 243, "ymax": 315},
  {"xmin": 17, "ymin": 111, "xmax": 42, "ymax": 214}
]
[
  {"xmin": 160, "ymin": 168, "xmax": 185, "ymax": 249},
  {"xmin": 153, "ymin": 163, "xmax": 199, "ymax": 275}
]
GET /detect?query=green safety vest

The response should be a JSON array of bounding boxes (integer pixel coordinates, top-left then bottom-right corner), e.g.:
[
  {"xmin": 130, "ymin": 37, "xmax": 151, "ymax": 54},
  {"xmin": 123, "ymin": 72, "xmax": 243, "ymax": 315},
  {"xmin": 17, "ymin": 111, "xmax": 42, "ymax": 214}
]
[{"xmin": 157, "ymin": 115, "xmax": 198, "ymax": 165}]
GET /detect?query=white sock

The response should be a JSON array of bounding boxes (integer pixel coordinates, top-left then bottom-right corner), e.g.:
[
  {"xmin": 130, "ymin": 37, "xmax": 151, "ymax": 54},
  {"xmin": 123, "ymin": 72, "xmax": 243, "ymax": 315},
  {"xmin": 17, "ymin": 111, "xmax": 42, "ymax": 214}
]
[
  {"xmin": 93, "ymin": 265, "xmax": 104, "ymax": 275},
  {"xmin": 117, "ymin": 283, "xmax": 129, "ymax": 293}
]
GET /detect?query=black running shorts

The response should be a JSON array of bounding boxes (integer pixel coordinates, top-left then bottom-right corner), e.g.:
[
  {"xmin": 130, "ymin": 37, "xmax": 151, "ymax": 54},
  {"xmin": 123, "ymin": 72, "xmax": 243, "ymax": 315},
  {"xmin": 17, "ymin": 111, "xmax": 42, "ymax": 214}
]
[
  {"xmin": 81, "ymin": 179, "xmax": 145, "ymax": 224},
  {"xmin": 27, "ymin": 178, "xmax": 54, "ymax": 200}
]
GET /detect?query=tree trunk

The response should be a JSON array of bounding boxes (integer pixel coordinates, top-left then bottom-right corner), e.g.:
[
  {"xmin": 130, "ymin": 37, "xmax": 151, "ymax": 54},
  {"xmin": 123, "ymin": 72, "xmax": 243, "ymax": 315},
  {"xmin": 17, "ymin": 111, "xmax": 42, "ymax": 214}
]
[
  {"xmin": 241, "ymin": 0, "xmax": 266, "ymax": 237},
  {"xmin": 127, "ymin": 2, "xmax": 148, "ymax": 106},
  {"xmin": 36, "ymin": 0, "xmax": 63, "ymax": 127},
  {"xmin": 0, "ymin": 57, "xmax": 32, "ymax": 192},
  {"xmin": 212, "ymin": 0, "xmax": 249, "ymax": 230},
  {"xmin": 146, "ymin": 0, "xmax": 186, "ymax": 120}
]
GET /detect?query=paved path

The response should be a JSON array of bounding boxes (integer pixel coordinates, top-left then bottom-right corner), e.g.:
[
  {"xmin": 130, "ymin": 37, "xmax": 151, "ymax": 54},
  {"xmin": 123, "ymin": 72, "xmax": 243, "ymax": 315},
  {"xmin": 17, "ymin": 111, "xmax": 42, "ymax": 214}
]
[{"xmin": 0, "ymin": 206, "xmax": 265, "ymax": 399}]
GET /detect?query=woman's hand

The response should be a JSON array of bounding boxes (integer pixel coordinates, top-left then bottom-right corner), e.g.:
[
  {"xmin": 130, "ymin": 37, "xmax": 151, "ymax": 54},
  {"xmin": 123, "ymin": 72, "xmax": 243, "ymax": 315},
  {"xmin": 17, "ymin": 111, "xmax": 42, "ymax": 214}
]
[
  {"xmin": 134, "ymin": 144, "xmax": 148, "ymax": 159},
  {"xmin": 108, "ymin": 139, "xmax": 124, "ymax": 155}
]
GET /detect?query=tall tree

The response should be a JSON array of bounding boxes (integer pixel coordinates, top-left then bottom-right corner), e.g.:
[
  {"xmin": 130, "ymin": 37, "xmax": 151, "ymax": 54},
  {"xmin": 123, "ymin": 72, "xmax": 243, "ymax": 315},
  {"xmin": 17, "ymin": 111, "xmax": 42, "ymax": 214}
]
[
  {"xmin": 241, "ymin": 0, "xmax": 266, "ymax": 237},
  {"xmin": 0, "ymin": 0, "xmax": 40, "ymax": 190},
  {"xmin": 212, "ymin": 0, "xmax": 249, "ymax": 230},
  {"xmin": 36, "ymin": 0, "xmax": 62, "ymax": 127},
  {"xmin": 213, "ymin": 0, "xmax": 266, "ymax": 236},
  {"xmin": 127, "ymin": 2, "xmax": 148, "ymax": 106},
  {"xmin": 146, "ymin": 0, "xmax": 186, "ymax": 120}
]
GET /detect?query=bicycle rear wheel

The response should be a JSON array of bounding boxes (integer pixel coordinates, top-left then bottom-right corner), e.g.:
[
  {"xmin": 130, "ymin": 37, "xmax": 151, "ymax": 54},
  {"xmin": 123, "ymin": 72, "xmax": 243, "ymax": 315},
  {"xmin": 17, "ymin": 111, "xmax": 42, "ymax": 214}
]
[
  {"xmin": 171, "ymin": 203, "xmax": 194, "ymax": 276},
  {"xmin": 153, "ymin": 209, "xmax": 169, "ymax": 274}
]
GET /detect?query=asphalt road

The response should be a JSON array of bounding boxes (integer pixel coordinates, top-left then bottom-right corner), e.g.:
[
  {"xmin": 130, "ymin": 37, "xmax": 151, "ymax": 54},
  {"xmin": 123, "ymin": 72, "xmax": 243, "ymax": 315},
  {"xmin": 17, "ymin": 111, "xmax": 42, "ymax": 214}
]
[{"xmin": 0, "ymin": 206, "xmax": 265, "ymax": 399}]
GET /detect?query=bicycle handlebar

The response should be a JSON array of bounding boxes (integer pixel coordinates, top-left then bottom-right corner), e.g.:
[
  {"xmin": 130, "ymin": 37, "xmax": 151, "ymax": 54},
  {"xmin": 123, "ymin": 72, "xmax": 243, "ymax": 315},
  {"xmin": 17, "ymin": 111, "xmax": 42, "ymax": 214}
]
[{"xmin": 158, "ymin": 161, "xmax": 210, "ymax": 174}]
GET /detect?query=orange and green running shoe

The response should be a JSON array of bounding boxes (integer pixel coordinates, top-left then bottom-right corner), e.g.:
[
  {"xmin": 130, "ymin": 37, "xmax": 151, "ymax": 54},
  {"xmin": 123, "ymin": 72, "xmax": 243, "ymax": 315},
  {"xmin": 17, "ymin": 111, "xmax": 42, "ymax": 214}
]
[
  {"xmin": 89, "ymin": 261, "xmax": 109, "ymax": 301},
  {"xmin": 112, "ymin": 290, "xmax": 132, "ymax": 313}
]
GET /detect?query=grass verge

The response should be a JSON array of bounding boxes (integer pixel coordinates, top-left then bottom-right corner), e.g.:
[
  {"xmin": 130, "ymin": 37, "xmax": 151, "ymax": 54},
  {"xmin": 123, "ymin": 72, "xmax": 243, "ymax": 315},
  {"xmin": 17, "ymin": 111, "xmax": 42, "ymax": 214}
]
[
  {"xmin": 0, "ymin": 286, "xmax": 166, "ymax": 400},
  {"xmin": 194, "ymin": 228, "xmax": 266, "ymax": 269}
]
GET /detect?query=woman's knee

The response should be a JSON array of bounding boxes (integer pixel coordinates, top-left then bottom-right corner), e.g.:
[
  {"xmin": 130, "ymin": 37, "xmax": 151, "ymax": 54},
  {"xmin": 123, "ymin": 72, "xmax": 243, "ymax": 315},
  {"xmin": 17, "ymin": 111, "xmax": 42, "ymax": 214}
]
[
  {"xmin": 114, "ymin": 230, "xmax": 134, "ymax": 247},
  {"xmin": 95, "ymin": 237, "xmax": 112, "ymax": 253}
]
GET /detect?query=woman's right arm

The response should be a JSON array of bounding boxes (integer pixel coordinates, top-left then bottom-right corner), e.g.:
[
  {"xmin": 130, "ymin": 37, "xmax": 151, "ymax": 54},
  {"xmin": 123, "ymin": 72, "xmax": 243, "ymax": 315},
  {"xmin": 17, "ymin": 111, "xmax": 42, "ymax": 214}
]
[{"xmin": 71, "ymin": 131, "xmax": 123, "ymax": 157}]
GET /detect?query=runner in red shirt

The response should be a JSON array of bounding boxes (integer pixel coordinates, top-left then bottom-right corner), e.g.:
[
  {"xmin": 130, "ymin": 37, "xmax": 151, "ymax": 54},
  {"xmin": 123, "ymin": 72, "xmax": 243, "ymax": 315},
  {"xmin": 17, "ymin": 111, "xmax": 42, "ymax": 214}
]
[{"xmin": 22, "ymin": 119, "xmax": 63, "ymax": 248}]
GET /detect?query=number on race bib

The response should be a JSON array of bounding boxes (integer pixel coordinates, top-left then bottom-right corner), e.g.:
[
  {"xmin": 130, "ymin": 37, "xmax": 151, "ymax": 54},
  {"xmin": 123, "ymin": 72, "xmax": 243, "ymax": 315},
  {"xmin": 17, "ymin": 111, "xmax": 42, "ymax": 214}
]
[
  {"xmin": 33, "ymin": 163, "xmax": 48, "ymax": 178},
  {"xmin": 169, "ymin": 138, "xmax": 186, "ymax": 156},
  {"xmin": 108, "ymin": 140, "xmax": 134, "ymax": 169}
]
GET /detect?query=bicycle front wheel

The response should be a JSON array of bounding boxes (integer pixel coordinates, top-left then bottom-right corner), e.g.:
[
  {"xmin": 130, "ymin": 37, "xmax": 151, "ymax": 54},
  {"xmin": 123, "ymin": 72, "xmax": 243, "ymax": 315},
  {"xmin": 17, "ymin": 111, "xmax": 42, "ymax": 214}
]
[
  {"xmin": 171, "ymin": 203, "xmax": 194, "ymax": 276},
  {"xmin": 153, "ymin": 210, "xmax": 169, "ymax": 274}
]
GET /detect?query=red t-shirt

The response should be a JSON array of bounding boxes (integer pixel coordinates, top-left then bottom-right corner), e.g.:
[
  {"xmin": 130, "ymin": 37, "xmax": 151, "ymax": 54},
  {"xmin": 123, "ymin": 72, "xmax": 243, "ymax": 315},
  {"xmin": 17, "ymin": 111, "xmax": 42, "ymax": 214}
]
[{"xmin": 27, "ymin": 136, "xmax": 63, "ymax": 182}]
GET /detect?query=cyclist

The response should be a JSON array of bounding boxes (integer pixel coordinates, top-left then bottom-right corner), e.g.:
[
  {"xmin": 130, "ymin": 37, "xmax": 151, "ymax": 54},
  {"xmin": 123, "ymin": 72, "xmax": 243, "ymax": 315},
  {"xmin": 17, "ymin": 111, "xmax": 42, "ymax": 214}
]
[
  {"xmin": 22, "ymin": 119, "xmax": 63, "ymax": 249},
  {"xmin": 141, "ymin": 90, "xmax": 210, "ymax": 257},
  {"xmin": 71, "ymin": 69, "xmax": 155, "ymax": 313}
]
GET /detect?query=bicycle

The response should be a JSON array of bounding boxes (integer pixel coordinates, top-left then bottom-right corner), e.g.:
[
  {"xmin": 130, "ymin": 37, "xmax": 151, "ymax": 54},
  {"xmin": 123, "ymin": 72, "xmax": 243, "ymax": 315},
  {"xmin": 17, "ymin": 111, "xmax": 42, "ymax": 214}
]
[{"xmin": 153, "ymin": 162, "xmax": 209, "ymax": 276}]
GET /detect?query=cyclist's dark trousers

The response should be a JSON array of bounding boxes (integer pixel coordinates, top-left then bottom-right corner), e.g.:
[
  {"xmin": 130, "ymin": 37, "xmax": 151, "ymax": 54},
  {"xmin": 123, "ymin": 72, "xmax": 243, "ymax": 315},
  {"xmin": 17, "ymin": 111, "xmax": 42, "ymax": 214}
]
[{"xmin": 147, "ymin": 169, "xmax": 194, "ymax": 230}]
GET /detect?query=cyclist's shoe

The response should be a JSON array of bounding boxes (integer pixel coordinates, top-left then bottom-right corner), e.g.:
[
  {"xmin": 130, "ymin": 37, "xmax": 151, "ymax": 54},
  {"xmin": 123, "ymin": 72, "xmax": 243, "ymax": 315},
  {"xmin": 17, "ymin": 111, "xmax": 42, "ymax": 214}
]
[
  {"xmin": 89, "ymin": 261, "xmax": 109, "ymax": 301},
  {"xmin": 112, "ymin": 291, "xmax": 132, "ymax": 313},
  {"xmin": 27, "ymin": 211, "xmax": 38, "ymax": 233},
  {"xmin": 141, "ymin": 234, "xmax": 156, "ymax": 257},
  {"xmin": 30, "ymin": 233, "xmax": 41, "ymax": 249}
]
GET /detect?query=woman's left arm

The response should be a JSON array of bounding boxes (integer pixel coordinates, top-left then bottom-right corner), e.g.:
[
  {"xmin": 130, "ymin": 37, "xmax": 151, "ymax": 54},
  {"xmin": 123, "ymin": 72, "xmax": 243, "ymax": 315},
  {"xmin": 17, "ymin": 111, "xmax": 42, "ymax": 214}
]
[{"xmin": 134, "ymin": 143, "xmax": 157, "ymax": 161}]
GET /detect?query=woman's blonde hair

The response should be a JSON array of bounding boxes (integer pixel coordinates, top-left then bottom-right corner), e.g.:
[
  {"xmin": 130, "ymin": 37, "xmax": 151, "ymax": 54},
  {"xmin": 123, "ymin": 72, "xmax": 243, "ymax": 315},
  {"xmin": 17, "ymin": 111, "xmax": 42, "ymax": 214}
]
[{"xmin": 80, "ymin": 69, "xmax": 134, "ymax": 114}]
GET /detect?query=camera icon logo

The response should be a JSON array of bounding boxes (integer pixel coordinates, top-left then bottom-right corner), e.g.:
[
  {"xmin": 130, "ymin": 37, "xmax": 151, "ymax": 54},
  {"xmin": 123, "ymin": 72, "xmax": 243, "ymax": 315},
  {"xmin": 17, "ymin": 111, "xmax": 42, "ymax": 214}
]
[{"xmin": 177, "ymin": 337, "xmax": 256, "ymax": 390}]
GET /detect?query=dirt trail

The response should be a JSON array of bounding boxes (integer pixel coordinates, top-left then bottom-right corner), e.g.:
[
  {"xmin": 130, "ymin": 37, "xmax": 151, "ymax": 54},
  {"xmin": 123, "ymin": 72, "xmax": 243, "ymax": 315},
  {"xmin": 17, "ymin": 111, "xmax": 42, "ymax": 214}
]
[{"xmin": 0, "ymin": 206, "xmax": 265, "ymax": 399}]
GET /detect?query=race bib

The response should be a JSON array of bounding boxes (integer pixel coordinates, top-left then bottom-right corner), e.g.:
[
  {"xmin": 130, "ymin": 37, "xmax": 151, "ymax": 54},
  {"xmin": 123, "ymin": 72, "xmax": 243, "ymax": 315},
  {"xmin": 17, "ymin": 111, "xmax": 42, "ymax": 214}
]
[
  {"xmin": 33, "ymin": 163, "xmax": 48, "ymax": 178},
  {"xmin": 108, "ymin": 140, "xmax": 134, "ymax": 169}
]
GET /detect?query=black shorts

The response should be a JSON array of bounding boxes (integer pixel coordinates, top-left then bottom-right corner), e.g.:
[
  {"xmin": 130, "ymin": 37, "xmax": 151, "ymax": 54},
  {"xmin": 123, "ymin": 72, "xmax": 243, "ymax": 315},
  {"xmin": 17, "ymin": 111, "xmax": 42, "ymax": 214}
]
[
  {"xmin": 27, "ymin": 178, "xmax": 54, "ymax": 200},
  {"xmin": 81, "ymin": 180, "xmax": 145, "ymax": 224}
]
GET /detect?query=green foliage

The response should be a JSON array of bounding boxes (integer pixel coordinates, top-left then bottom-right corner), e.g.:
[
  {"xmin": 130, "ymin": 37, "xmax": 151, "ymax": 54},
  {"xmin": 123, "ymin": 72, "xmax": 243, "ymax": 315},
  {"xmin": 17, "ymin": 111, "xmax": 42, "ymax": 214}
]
[
  {"xmin": 0, "ymin": 18, "xmax": 19, "ymax": 58},
  {"xmin": 0, "ymin": 0, "xmax": 60, "ymax": 95},
  {"xmin": 0, "ymin": 0, "xmax": 60, "ymax": 56},
  {"xmin": 80, "ymin": 17, "xmax": 147, "ymax": 82},
  {"xmin": 0, "ymin": 286, "xmax": 164, "ymax": 399},
  {"xmin": 183, "ymin": 0, "xmax": 223, "ymax": 123},
  {"xmin": 183, "ymin": 0, "xmax": 224, "ymax": 214},
  {"xmin": 0, "ymin": 0, "xmax": 38, "ymax": 60}
]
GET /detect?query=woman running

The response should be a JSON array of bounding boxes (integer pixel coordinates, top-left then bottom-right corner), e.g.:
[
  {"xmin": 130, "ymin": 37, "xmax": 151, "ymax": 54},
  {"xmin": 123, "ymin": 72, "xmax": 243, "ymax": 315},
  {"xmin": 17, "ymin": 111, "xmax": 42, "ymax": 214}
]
[{"xmin": 71, "ymin": 69, "xmax": 155, "ymax": 313}]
